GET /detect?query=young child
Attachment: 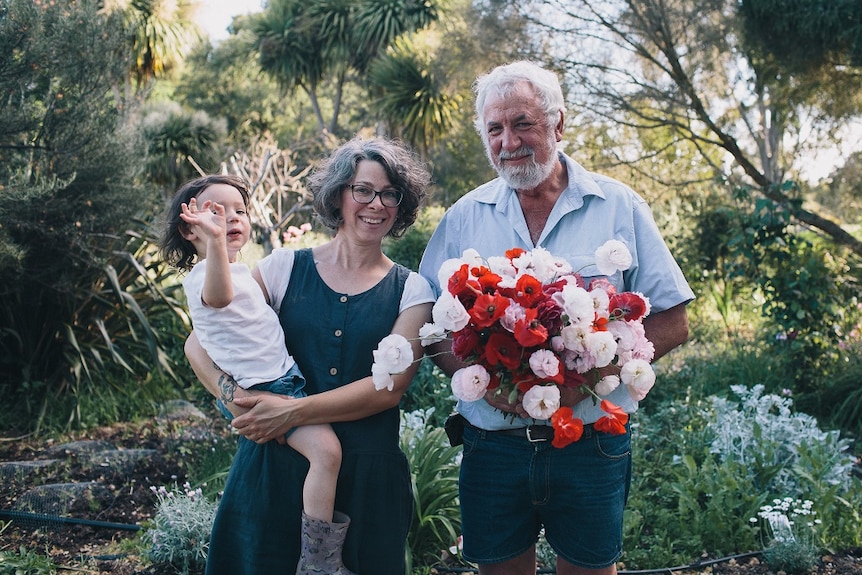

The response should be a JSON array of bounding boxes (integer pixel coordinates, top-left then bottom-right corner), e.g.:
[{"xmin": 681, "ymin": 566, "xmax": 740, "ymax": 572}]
[{"xmin": 159, "ymin": 175, "xmax": 355, "ymax": 575}]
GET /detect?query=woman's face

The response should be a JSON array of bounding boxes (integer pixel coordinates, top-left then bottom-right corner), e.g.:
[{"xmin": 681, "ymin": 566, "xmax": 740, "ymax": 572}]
[{"xmin": 338, "ymin": 159, "xmax": 399, "ymax": 242}]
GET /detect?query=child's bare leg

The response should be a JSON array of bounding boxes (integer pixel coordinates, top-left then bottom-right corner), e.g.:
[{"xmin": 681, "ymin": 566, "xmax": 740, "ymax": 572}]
[{"xmin": 286, "ymin": 423, "xmax": 342, "ymax": 521}]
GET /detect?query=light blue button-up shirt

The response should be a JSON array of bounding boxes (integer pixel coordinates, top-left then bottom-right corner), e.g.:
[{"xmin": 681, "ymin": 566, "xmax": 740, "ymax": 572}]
[{"xmin": 419, "ymin": 152, "xmax": 695, "ymax": 429}]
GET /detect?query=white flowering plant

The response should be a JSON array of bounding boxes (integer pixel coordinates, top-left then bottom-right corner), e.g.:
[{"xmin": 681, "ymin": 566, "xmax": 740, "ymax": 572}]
[
  {"xmin": 751, "ymin": 497, "xmax": 821, "ymax": 573},
  {"xmin": 145, "ymin": 482, "xmax": 217, "ymax": 575},
  {"xmin": 373, "ymin": 241, "xmax": 656, "ymax": 448}
]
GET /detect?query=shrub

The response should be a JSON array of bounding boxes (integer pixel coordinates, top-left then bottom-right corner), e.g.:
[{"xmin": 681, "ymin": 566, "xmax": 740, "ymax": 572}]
[
  {"xmin": 753, "ymin": 497, "xmax": 821, "ymax": 574},
  {"xmin": 623, "ymin": 383, "xmax": 861, "ymax": 569},
  {"xmin": 144, "ymin": 483, "xmax": 218, "ymax": 575}
]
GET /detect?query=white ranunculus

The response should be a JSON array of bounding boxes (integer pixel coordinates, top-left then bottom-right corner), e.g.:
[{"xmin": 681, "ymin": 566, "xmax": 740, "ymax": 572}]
[
  {"xmin": 620, "ymin": 359, "xmax": 656, "ymax": 400},
  {"xmin": 418, "ymin": 322, "xmax": 447, "ymax": 347},
  {"xmin": 522, "ymin": 385, "xmax": 561, "ymax": 419},
  {"xmin": 552, "ymin": 284, "xmax": 593, "ymax": 326},
  {"xmin": 372, "ymin": 364, "xmax": 395, "ymax": 391},
  {"xmin": 432, "ymin": 291, "xmax": 471, "ymax": 332},
  {"xmin": 371, "ymin": 334, "xmax": 414, "ymax": 391},
  {"xmin": 595, "ymin": 239, "xmax": 632, "ymax": 276},
  {"xmin": 451, "ymin": 365, "xmax": 491, "ymax": 402},
  {"xmin": 584, "ymin": 330, "xmax": 617, "ymax": 368},
  {"xmin": 594, "ymin": 374, "xmax": 621, "ymax": 396},
  {"xmin": 487, "ymin": 255, "xmax": 516, "ymax": 281}
]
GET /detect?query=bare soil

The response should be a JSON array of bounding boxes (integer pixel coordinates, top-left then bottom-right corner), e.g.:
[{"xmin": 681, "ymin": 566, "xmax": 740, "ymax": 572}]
[{"xmin": 0, "ymin": 415, "xmax": 860, "ymax": 575}]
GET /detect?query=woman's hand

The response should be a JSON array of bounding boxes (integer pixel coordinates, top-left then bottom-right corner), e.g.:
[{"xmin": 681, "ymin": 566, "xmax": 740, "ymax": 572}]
[{"xmin": 231, "ymin": 393, "xmax": 299, "ymax": 444}]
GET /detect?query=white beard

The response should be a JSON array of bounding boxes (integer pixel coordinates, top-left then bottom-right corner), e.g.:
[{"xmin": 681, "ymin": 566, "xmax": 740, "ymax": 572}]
[{"xmin": 489, "ymin": 145, "xmax": 558, "ymax": 191}]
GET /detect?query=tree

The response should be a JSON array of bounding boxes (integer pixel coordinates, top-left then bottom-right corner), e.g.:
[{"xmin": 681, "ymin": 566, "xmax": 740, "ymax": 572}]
[
  {"xmin": 101, "ymin": 0, "xmax": 202, "ymax": 93},
  {"xmin": 248, "ymin": 0, "xmax": 441, "ymax": 138},
  {"xmin": 0, "ymin": 0, "xmax": 182, "ymax": 423},
  {"xmin": 515, "ymin": 0, "xmax": 862, "ymax": 254}
]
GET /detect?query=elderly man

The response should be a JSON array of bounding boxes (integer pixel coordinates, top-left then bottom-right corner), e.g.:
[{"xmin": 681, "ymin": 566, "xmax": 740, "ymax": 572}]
[{"xmin": 419, "ymin": 61, "xmax": 694, "ymax": 575}]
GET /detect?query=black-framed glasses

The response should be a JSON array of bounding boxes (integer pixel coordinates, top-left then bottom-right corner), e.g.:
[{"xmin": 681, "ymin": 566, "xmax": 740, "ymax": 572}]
[{"xmin": 346, "ymin": 184, "xmax": 403, "ymax": 208}]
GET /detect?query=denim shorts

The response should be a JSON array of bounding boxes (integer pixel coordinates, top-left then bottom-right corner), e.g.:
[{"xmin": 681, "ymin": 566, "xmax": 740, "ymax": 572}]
[
  {"xmin": 216, "ymin": 362, "xmax": 306, "ymax": 439},
  {"xmin": 459, "ymin": 422, "xmax": 632, "ymax": 568}
]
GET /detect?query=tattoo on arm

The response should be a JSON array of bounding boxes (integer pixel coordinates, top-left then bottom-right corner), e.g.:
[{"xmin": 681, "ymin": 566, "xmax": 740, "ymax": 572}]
[{"xmin": 214, "ymin": 361, "xmax": 238, "ymax": 404}]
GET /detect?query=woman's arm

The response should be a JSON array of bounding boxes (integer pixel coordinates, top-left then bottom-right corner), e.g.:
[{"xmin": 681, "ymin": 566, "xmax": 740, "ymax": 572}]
[{"xmin": 229, "ymin": 302, "xmax": 433, "ymax": 444}]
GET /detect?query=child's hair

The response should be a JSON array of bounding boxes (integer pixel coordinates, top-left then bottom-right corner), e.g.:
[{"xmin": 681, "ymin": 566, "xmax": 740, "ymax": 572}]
[{"xmin": 159, "ymin": 174, "xmax": 251, "ymax": 271}]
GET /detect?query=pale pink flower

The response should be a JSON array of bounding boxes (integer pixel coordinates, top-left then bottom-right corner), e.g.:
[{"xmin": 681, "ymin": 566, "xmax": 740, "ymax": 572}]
[
  {"xmin": 499, "ymin": 300, "xmax": 526, "ymax": 332},
  {"xmin": 372, "ymin": 334, "xmax": 414, "ymax": 391},
  {"xmin": 529, "ymin": 349, "xmax": 562, "ymax": 379},
  {"xmin": 432, "ymin": 291, "xmax": 471, "ymax": 332},
  {"xmin": 621, "ymin": 359, "xmax": 656, "ymax": 400},
  {"xmin": 522, "ymin": 385, "xmax": 561, "ymax": 419},
  {"xmin": 552, "ymin": 284, "xmax": 593, "ymax": 326},
  {"xmin": 595, "ymin": 374, "xmax": 621, "ymax": 396},
  {"xmin": 451, "ymin": 365, "xmax": 491, "ymax": 402},
  {"xmin": 418, "ymin": 323, "xmax": 447, "ymax": 347}
]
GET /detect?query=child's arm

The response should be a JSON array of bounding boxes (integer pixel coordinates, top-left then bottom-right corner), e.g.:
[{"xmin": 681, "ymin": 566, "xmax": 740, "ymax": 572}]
[{"xmin": 180, "ymin": 198, "xmax": 234, "ymax": 308}]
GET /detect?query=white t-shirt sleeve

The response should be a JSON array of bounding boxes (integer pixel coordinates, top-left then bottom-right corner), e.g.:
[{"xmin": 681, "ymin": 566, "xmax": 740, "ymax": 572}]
[{"xmin": 255, "ymin": 248, "xmax": 296, "ymax": 313}]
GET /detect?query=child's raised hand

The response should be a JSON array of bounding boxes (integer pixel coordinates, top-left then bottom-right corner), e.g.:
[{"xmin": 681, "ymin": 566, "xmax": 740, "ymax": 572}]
[{"xmin": 180, "ymin": 197, "xmax": 226, "ymax": 242}]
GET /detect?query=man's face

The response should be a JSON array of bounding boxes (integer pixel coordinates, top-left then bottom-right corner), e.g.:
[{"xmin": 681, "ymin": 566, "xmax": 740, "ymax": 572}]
[{"xmin": 480, "ymin": 82, "xmax": 561, "ymax": 190}]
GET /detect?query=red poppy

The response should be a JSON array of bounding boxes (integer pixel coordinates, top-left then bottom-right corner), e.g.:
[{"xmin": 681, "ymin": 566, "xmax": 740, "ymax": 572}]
[
  {"xmin": 506, "ymin": 247, "xmax": 527, "ymax": 260},
  {"xmin": 484, "ymin": 332, "xmax": 522, "ymax": 370},
  {"xmin": 513, "ymin": 274, "xmax": 545, "ymax": 307},
  {"xmin": 551, "ymin": 407, "xmax": 584, "ymax": 448},
  {"xmin": 593, "ymin": 315, "xmax": 609, "ymax": 332},
  {"xmin": 609, "ymin": 292, "xmax": 647, "ymax": 321},
  {"xmin": 471, "ymin": 266, "xmax": 503, "ymax": 294},
  {"xmin": 468, "ymin": 293, "xmax": 510, "ymax": 328},
  {"xmin": 448, "ymin": 264, "xmax": 472, "ymax": 297},
  {"xmin": 514, "ymin": 308, "xmax": 548, "ymax": 347},
  {"xmin": 593, "ymin": 400, "xmax": 629, "ymax": 435}
]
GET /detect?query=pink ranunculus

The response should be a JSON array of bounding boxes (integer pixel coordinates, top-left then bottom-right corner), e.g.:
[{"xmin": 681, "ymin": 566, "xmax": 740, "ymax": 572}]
[{"xmin": 451, "ymin": 365, "xmax": 491, "ymax": 402}]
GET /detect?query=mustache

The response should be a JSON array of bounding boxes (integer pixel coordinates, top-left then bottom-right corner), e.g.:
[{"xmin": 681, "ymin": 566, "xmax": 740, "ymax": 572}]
[{"xmin": 498, "ymin": 146, "xmax": 535, "ymax": 160}]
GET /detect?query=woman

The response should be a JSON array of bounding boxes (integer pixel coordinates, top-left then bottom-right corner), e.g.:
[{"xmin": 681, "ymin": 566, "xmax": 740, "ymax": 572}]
[{"xmin": 185, "ymin": 136, "xmax": 434, "ymax": 575}]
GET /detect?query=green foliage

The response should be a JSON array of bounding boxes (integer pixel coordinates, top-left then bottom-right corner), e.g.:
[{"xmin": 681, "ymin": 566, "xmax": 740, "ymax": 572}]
[
  {"xmin": 369, "ymin": 36, "xmax": 462, "ymax": 154},
  {"xmin": 140, "ymin": 101, "xmax": 227, "ymax": 193},
  {"xmin": 384, "ymin": 205, "xmax": 445, "ymax": 272},
  {"xmin": 144, "ymin": 482, "xmax": 218, "ymax": 575},
  {"xmin": 0, "ymin": 520, "xmax": 57, "ymax": 575},
  {"xmin": 739, "ymin": 0, "xmax": 862, "ymax": 73},
  {"xmin": 0, "ymin": 546, "xmax": 57, "ymax": 575},
  {"xmin": 623, "ymin": 380, "xmax": 862, "ymax": 569},
  {"xmin": 400, "ymin": 360, "xmax": 454, "ymax": 429},
  {"xmin": 688, "ymin": 191, "xmax": 861, "ymax": 390},
  {"xmin": 400, "ymin": 410, "xmax": 462, "ymax": 573},
  {"xmin": 0, "ymin": 0, "xmax": 196, "ymax": 431}
]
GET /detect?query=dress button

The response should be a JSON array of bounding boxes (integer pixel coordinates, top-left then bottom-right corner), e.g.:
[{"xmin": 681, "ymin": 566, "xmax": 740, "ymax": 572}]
[
  {"xmin": 329, "ymin": 367, "xmax": 338, "ymax": 376},
  {"xmin": 334, "ymin": 329, "xmax": 342, "ymax": 337},
  {"xmin": 339, "ymin": 295, "xmax": 348, "ymax": 303}
]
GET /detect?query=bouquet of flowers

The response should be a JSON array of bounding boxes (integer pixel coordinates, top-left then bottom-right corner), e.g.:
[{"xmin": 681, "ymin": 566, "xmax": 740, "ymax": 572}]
[{"xmin": 372, "ymin": 241, "xmax": 656, "ymax": 448}]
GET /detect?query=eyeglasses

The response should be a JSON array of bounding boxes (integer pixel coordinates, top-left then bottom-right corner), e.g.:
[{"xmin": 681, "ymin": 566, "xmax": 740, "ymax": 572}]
[{"xmin": 346, "ymin": 184, "xmax": 403, "ymax": 208}]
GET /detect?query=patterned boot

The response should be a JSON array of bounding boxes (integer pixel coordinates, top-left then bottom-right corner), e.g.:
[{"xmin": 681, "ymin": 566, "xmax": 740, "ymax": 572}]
[{"xmin": 295, "ymin": 511, "xmax": 357, "ymax": 575}]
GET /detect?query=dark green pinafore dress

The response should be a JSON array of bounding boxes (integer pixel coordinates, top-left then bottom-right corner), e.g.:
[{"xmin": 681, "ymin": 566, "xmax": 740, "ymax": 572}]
[{"xmin": 206, "ymin": 249, "xmax": 414, "ymax": 575}]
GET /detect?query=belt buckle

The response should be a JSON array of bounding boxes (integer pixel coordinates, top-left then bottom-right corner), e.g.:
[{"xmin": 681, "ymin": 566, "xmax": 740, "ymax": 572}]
[{"xmin": 526, "ymin": 426, "xmax": 548, "ymax": 443}]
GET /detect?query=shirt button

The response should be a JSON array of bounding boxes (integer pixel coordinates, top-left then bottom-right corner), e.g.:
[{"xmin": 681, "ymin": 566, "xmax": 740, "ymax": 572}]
[
  {"xmin": 339, "ymin": 295, "xmax": 348, "ymax": 303},
  {"xmin": 329, "ymin": 367, "xmax": 338, "ymax": 376},
  {"xmin": 334, "ymin": 329, "xmax": 342, "ymax": 337}
]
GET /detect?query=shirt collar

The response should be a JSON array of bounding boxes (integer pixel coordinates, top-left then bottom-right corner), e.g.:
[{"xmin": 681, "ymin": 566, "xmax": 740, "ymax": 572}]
[{"xmin": 472, "ymin": 151, "xmax": 606, "ymax": 211}]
